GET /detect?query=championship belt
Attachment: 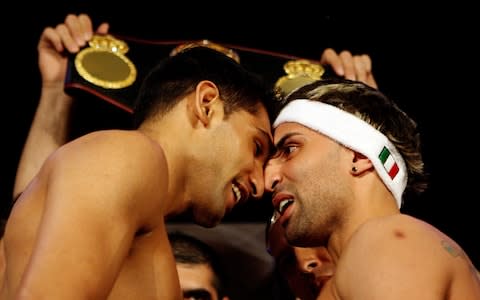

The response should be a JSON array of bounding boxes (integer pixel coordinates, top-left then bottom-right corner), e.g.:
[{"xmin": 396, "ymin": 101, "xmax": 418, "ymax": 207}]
[{"xmin": 65, "ymin": 34, "xmax": 335, "ymax": 113}]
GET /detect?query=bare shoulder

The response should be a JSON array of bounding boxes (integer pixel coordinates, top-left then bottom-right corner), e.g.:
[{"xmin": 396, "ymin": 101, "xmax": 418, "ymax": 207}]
[
  {"xmin": 343, "ymin": 214, "xmax": 472, "ymax": 268},
  {"xmin": 335, "ymin": 214, "xmax": 479, "ymax": 298},
  {"xmin": 50, "ymin": 130, "xmax": 167, "ymax": 173},
  {"xmin": 44, "ymin": 130, "xmax": 169, "ymax": 224},
  {"xmin": 57, "ymin": 130, "xmax": 164, "ymax": 155}
]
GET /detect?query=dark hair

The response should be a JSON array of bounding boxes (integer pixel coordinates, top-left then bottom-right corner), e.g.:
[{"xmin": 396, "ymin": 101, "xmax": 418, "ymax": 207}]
[
  {"xmin": 133, "ymin": 46, "xmax": 279, "ymax": 128},
  {"xmin": 283, "ymin": 78, "xmax": 428, "ymax": 199},
  {"xmin": 168, "ymin": 231, "xmax": 227, "ymax": 298}
]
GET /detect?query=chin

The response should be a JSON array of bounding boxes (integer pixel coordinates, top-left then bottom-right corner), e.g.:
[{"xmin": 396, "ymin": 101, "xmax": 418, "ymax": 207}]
[
  {"xmin": 193, "ymin": 209, "xmax": 222, "ymax": 228},
  {"xmin": 286, "ymin": 225, "xmax": 313, "ymax": 247},
  {"xmin": 199, "ymin": 220, "xmax": 219, "ymax": 228}
]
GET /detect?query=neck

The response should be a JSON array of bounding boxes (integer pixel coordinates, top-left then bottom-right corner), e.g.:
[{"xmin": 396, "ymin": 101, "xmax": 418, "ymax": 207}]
[
  {"xmin": 328, "ymin": 171, "xmax": 400, "ymax": 262},
  {"xmin": 137, "ymin": 110, "xmax": 194, "ymax": 218}
]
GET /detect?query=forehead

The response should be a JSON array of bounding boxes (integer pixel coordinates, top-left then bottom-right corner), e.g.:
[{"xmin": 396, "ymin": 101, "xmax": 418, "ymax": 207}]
[
  {"xmin": 233, "ymin": 105, "xmax": 273, "ymax": 139},
  {"xmin": 273, "ymin": 122, "xmax": 316, "ymax": 143},
  {"xmin": 176, "ymin": 263, "xmax": 216, "ymax": 291},
  {"xmin": 252, "ymin": 105, "xmax": 273, "ymax": 135}
]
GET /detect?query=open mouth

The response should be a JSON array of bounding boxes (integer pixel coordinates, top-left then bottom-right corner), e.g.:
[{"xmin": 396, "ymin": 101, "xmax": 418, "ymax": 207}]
[
  {"xmin": 277, "ymin": 199, "xmax": 293, "ymax": 214},
  {"xmin": 270, "ymin": 198, "xmax": 294, "ymax": 225}
]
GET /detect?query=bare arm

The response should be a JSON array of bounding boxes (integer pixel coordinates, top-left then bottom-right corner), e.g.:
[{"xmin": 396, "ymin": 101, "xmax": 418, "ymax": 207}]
[
  {"xmin": 320, "ymin": 48, "xmax": 378, "ymax": 89},
  {"xmin": 335, "ymin": 216, "xmax": 480, "ymax": 299},
  {"xmin": 13, "ymin": 14, "xmax": 109, "ymax": 199},
  {"xmin": 16, "ymin": 131, "xmax": 169, "ymax": 299}
]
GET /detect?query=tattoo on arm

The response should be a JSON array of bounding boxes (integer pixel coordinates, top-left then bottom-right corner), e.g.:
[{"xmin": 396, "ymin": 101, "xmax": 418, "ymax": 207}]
[
  {"xmin": 441, "ymin": 239, "xmax": 480, "ymax": 278},
  {"xmin": 441, "ymin": 240, "xmax": 462, "ymax": 258}
]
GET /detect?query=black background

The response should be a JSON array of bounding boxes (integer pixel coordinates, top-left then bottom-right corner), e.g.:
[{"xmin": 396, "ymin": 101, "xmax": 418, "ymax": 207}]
[{"xmin": 1, "ymin": 1, "xmax": 477, "ymax": 269}]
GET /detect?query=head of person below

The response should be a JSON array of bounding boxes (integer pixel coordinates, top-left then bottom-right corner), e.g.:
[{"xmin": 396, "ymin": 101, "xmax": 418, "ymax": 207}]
[
  {"xmin": 169, "ymin": 231, "xmax": 229, "ymax": 300},
  {"xmin": 0, "ymin": 46, "xmax": 277, "ymax": 299},
  {"xmin": 265, "ymin": 78, "xmax": 480, "ymax": 299},
  {"xmin": 266, "ymin": 212, "xmax": 334, "ymax": 300}
]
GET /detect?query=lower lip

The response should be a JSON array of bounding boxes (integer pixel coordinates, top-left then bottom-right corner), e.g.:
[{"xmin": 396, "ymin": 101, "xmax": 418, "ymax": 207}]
[
  {"xmin": 279, "ymin": 202, "xmax": 294, "ymax": 226},
  {"xmin": 226, "ymin": 192, "xmax": 237, "ymax": 212}
]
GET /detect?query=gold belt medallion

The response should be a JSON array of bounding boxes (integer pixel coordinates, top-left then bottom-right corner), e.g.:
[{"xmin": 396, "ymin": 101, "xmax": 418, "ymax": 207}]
[{"xmin": 75, "ymin": 34, "xmax": 137, "ymax": 89}]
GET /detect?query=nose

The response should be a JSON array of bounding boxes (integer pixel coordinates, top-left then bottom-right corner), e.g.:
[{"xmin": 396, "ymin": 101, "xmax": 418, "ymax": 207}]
[
  {"xmin": 294, "ymin": 247, "xmax": 321, "ymax": 274},
  {"xmin": 249, "ymin": 160, "xmax": 265, "ymax": 199},
  {"xmin": 264, "ymin": 158, "xmax": 281, "ymax": 192}
]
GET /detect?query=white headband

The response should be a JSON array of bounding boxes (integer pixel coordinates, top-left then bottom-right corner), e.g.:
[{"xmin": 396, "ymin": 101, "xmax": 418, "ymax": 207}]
[{"xmin": 273, "ymin": 99, "xmax": 407, "ymax": 208}]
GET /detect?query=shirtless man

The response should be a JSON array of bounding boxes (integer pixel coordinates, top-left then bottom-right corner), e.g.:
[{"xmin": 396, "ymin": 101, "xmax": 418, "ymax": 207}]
[
  {"xmin": 265, "ymin": 78, "xmax": 480, "ymax": 299},
  {"xmin": 1, "ymin": 31, "xmax": 275, "ymax": 300}
]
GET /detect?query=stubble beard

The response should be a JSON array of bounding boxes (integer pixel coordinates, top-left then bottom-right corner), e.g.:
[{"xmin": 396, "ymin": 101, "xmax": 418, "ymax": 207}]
[
  {"xmin": 284, "ymin": 176, "xmax": 339, "ymax": 248},
  {"xmin": 284, "ymin": 196, "xmax": 329, "ymax": 247}
]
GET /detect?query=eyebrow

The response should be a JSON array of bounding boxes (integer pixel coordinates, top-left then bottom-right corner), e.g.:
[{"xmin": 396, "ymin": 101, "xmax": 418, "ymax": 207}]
[
  {"xmin": 258, "ymin": 127, "xmax": 275, "ymax": 157},
  {"xmin": 275, "ymin": 132, "xmax": 300, "ymax": 149},
  {"xmin": 183, "ymin": 288, "xmax": 213, "ymax": 300}
]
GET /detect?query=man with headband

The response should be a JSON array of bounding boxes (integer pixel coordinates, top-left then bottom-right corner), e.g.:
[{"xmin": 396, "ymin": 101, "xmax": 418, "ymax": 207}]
[{"xmin": 265, "ymin": 78, "xmax": 480, "ymax": 299}]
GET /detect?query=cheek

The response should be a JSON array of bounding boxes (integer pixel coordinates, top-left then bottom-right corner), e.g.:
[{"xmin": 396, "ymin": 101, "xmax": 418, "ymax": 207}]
[
  {"xmin": 296, "ymin": 147, "xmax": 334, "ymax": 180},
  {"xmin": 224, "ymin": 130, "xmax": 252, "ymax": 163},
  {"xmin": 209, "ymin": 138, "xmax": 246, "ymax": 172},
  {"xmin": 284, "ymin": 153, "xmax": 316, "ymax": 181}
]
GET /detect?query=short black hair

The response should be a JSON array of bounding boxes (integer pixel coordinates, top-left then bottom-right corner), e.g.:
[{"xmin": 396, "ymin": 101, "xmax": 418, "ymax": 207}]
[
  {"xmin": 168, "ymin": 231, "xmax": 227, "ymax": 298},
  {"xmin": 133, "ymin": 46, "xmax": 279, "ymax": 128}
]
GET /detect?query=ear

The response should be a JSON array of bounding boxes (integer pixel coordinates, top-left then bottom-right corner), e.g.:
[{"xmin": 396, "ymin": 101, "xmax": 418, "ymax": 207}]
[
  {"xmin": 188, "ymin": 80, "xmax": 221, "ymax": 127},
  {"xmin": 350, "ymin": 151, "xmax": 373, "ymax": 175}
]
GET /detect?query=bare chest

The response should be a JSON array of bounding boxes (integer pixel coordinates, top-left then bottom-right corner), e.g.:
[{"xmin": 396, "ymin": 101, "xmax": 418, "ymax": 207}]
[{"xmin": 108, "ymin": 230, "xmax": 181, "ymax": 300}]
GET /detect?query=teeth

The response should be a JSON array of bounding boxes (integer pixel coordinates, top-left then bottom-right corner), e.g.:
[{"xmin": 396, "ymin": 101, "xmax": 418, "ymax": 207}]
[
  {"xmin": 278, "ymin": 199, "xmax": 293, "ymax": 214},
  {"xmin": 232, "ymin": 183, "xmax": 241, "ymax": 203},
  {"xmin": 270, "ymin": 211, "xmax": 280, "ymax": 225}
]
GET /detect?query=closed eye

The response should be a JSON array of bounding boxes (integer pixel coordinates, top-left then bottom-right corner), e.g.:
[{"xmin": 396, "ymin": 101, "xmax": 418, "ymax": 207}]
[
  {"xmin": 257, "ymin": 140, "xmax": 275, "ymax": 169},
  {"xmin": 255, "ymin": 141, "xmax": 263, "ymax": 156}
]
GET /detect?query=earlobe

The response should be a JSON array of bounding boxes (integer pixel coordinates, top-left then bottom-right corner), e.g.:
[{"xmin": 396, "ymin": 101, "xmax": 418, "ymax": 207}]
[
  {"xmin": 193, "ymin": 80, "xmax": 220, "ymax": 126},
  {"xmin": 351, "ymin": 151, "xmax": 372, "ymax": 175}
]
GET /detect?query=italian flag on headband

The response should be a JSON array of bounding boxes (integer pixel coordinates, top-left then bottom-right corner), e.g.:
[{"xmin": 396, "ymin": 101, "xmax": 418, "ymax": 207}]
[{"xmin": 379, "ymin": 146, "xmax": 399, "ymax": 179}]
